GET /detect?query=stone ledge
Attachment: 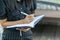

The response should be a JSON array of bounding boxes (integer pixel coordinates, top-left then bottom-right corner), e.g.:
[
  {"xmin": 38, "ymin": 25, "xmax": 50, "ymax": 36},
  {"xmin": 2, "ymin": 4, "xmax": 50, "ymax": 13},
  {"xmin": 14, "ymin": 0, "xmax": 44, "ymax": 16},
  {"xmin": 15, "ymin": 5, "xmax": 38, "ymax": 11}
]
[{"xmin": 35, "ymin": 9, "xmax": 60, "ymax": 18}]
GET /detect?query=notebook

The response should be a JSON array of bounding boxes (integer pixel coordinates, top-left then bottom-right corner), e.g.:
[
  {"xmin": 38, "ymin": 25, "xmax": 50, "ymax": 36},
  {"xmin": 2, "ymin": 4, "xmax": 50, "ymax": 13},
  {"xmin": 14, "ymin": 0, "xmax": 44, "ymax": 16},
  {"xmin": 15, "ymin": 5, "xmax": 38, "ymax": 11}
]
[{"xmin": 7, "ymin": 15, "xmax": 45, "ymax": 28}]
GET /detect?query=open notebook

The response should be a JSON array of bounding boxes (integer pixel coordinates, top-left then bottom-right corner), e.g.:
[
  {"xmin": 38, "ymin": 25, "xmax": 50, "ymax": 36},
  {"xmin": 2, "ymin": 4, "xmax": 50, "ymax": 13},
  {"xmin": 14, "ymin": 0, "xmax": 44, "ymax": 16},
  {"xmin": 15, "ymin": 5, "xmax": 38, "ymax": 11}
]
[{"xmin": 7, "ymin": 15, "xmax": 45, "ymax": 28}]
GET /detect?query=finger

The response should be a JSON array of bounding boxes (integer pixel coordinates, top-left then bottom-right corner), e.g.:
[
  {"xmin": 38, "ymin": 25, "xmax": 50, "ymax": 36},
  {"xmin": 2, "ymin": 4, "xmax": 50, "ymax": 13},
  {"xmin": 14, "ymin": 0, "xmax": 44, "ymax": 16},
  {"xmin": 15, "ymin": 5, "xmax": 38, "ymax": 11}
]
[
  {"xmin": 21, "ymin": 28, "xmax": 31, "ymax": 30},
  {"xmin": 29, "ymin": 14, "xmax": 34, "ymax": 17},
  {"xmin": 22, "ymin": 28, "xmax": 31, "ymax": 32},
  {"xmin": 16, "ymin": 28, "xmax": 21, "ymax": 30}
]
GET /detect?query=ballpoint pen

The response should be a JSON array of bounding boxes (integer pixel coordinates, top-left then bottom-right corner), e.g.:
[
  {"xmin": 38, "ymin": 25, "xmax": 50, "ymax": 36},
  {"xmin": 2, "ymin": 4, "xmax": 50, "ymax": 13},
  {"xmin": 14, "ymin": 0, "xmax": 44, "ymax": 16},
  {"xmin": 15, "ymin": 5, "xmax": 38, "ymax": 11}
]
[{"xmin": 21, "ymin": 11, "xmax": 28, "ymax": 16}]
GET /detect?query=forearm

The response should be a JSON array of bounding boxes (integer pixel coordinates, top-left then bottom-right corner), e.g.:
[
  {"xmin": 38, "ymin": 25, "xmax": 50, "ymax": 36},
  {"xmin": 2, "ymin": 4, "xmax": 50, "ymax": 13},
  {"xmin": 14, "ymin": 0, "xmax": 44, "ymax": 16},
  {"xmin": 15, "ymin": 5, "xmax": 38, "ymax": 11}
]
[
  {"xmin": 2, "ymin": 14, "xmax": 35, "ymax": 27},
  {"xmin": 2, "ymin": 19, "xmax": 26, "ymax": 27}
]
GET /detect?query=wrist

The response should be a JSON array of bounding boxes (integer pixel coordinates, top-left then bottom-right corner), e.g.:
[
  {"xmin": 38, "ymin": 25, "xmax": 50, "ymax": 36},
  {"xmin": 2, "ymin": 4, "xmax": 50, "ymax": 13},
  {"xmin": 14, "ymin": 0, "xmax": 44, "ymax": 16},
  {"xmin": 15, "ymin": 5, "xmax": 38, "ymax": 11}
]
[
  {"xmin": 18, "ymin": 19, "xmax": 26, "ymax": 24},
  {"xmin": 22, "ymin": 19, "xmax": 27, "ymax": 24}
]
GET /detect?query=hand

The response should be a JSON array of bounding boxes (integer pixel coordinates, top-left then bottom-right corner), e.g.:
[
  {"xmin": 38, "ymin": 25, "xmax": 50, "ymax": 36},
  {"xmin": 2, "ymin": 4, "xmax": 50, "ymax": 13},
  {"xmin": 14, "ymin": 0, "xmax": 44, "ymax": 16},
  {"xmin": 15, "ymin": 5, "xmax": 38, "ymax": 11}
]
[
  {"xmin": 16, "ymin": 28, "xmax": 31, "ymax": 32},
  {"xmin": 24, "ymin": 14, "xmax": 34, "ymax": 23}
]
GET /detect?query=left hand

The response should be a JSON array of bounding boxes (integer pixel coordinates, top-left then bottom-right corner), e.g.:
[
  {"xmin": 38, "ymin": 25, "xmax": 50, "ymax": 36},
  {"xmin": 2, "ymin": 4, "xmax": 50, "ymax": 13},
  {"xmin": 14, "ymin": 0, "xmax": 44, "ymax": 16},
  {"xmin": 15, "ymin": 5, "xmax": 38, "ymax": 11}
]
[{"xmin": 16, "ymin": 28, "xmax": 31, "ymax": 32}]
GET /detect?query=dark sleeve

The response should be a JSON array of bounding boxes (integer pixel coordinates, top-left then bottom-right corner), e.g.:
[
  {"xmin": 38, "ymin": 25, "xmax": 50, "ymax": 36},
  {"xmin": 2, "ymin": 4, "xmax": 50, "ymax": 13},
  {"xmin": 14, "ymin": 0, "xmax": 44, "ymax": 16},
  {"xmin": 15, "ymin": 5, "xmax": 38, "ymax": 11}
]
[
  {"xmin": 0, "ymin": 0, "xmax": 6, "ymax": 19},
  {"xmin": 30, "ymin": 0, "xmax": 36, "ymax": 13}
]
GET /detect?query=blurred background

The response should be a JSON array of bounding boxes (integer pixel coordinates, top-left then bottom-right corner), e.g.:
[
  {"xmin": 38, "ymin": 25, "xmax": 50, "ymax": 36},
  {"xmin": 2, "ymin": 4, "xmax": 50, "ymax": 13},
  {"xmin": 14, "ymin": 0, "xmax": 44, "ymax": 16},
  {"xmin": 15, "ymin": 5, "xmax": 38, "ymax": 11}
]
[
  {"xmin": 0, "ymin": 0, "xmax": 60, "ymax": 40},
  {"xmin": 33, "ymin": 0, "xmax": 60, "ymax": 40}
]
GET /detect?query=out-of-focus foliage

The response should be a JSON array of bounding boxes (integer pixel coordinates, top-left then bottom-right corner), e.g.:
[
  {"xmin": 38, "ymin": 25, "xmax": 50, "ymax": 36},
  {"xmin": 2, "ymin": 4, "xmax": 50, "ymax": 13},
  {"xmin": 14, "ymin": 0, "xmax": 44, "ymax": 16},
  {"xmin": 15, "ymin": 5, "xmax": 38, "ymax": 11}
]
[{"xmin": 55, "ymin": 0, "xmax": 60, "ymax": 2}]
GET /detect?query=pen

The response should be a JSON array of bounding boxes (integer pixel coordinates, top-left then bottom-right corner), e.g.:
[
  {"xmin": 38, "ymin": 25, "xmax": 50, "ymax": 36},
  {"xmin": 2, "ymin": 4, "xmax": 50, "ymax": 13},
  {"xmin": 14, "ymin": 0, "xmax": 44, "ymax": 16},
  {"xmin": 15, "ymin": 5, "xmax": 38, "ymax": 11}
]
[{"xmin": 21, "ymin": 12, "xmax": 28, "ymax": 16}]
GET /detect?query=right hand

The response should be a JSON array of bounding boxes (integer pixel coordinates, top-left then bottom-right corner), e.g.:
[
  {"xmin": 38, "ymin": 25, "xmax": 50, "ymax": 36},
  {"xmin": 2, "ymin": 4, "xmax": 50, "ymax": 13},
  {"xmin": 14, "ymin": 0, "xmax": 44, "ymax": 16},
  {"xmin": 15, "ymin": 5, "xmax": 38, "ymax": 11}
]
[{"xmin": 24, "ymin": 15, "xmax": 34, "ymax": 23}]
